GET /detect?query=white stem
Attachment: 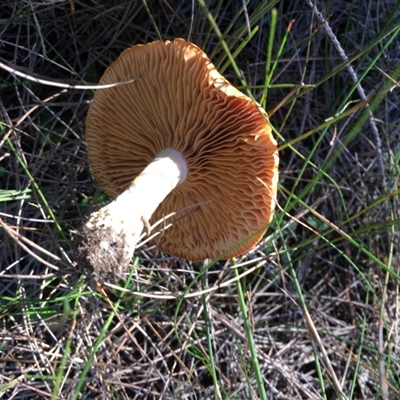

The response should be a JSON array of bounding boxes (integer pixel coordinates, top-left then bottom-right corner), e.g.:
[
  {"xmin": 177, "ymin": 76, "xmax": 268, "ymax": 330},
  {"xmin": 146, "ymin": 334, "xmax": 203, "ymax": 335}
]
[
  {"xmin": 98, "ymin": 148, "xmax": 186, "ymax": 235},
  {"xmin": 77, "ymin": 149, "xmax": 187, "ymax": 276}
]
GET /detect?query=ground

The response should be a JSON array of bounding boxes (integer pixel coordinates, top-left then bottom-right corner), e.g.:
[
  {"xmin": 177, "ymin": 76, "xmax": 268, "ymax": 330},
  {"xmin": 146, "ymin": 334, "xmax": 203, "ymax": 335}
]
[{"xmin": 0, "ymin": 1, "xmax": 399, "ymax": 399}]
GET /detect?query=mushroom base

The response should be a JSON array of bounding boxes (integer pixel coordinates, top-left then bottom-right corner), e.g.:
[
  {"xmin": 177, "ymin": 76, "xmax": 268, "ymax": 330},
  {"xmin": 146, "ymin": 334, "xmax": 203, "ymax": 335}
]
[
  {"xmin": 73, "ymin": 210, "xmax": 135, "ymax": 283},
  {"xmin": 74, "ymin": 226, "xmax": 130, "ymax": 282}
]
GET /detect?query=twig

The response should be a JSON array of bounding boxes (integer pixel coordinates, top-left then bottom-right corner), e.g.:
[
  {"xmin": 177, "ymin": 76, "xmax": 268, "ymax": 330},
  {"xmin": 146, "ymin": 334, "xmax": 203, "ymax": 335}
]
[{"xmin": 305, "ymin": 0, "xmax": 386, "ymax": 188}]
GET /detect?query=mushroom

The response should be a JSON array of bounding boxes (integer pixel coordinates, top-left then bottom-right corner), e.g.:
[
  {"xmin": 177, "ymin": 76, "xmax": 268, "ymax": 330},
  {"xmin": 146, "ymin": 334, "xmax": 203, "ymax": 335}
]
[{"xmin": 75, "ymin": 38, "xmax": 278, "ymax": 279}]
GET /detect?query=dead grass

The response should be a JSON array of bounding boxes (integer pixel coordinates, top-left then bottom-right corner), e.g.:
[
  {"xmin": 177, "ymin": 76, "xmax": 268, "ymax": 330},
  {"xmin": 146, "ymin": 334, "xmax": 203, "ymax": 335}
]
[{"xmin": 1, "ymin": 1, "xmax": 399, "ymax": 399}]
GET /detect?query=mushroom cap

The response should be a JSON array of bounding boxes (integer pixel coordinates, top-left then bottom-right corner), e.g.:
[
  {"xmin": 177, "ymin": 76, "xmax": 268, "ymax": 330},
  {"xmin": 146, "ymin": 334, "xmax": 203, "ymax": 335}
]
[{"xmin": 85, "ymin": 38, "xmax": 279, "ymax": 261}]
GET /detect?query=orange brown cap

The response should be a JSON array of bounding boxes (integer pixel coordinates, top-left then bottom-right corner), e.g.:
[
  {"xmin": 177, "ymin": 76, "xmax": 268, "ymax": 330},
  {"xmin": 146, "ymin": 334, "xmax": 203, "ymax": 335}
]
[{"xmin": 85, "ymin": 38, "xmax": 279, "ymax": 261}]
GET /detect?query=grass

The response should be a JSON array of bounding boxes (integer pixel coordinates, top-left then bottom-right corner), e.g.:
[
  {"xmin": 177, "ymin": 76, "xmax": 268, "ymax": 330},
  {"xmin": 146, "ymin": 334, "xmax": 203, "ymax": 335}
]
[{"xmin": 1, "ymin": 0, "xmax": 400, "ymax": 399}]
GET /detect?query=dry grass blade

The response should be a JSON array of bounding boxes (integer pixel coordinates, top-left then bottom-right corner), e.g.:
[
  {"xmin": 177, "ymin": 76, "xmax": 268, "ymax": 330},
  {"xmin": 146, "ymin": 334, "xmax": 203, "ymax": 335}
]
[
  {"xmin": 0, "ymin": 217, "xmax": 62, "ymax": 271},
  {"xmin": 0, "ymin": 60, "xmax": 140, "ymax": 90},
  {"xmin": 303, "ymin": 306, "xmax": 348, "ymax": 399}
]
